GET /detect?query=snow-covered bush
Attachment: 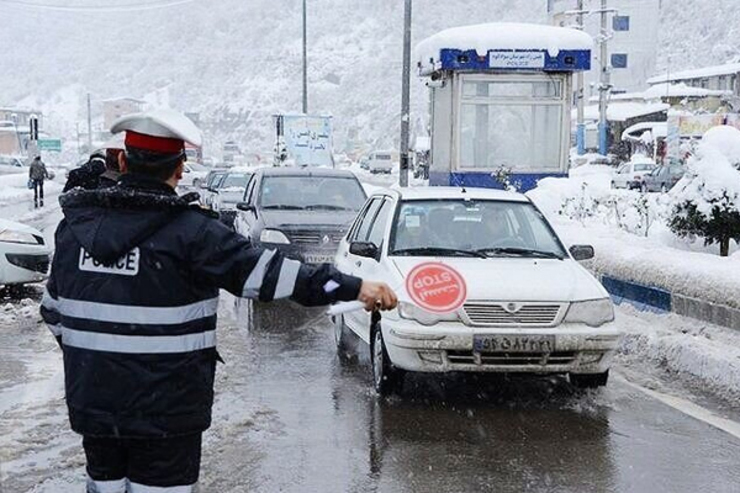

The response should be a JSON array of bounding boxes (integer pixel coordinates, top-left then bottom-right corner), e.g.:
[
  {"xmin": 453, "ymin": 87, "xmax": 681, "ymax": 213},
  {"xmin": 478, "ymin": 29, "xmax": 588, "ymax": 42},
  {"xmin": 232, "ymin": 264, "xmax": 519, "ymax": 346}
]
[{"xmin": 669, "ymin": 126, "xmax": 740, "ymax": 257}]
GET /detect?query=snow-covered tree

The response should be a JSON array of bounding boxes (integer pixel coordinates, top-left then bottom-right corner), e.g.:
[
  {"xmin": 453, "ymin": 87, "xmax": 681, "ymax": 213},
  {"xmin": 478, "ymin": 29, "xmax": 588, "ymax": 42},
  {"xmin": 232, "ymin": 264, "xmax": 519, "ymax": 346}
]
[{"xmin": 669, "ymin": 126, "xmax": 740, "ymax": 257}]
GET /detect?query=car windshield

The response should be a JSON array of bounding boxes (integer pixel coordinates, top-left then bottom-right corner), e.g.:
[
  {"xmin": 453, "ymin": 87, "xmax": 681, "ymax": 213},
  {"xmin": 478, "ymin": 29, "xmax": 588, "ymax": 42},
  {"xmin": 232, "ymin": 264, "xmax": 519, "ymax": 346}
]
[
  {"xmin": 259, "ymin": 175, "xmax": 366, "ymax": 211},
  {"xmin": 634, "ymin": 163, "xmax": 654, "ymax": 171},
  {"xmin": 220, "ymin": 173, "xmax": 251, "ymax": 189},
  {"xmin": 390, "ymin": 199, "xmax": 566, "ymax": 258}
]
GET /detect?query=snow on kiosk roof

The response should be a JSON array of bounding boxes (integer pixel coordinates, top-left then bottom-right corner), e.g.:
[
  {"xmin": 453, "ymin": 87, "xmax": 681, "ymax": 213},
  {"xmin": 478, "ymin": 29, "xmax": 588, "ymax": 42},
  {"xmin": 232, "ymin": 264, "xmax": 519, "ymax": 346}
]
[{"xmin": 416, "ymin": 23, "xmax": 593, "ymax": 76}]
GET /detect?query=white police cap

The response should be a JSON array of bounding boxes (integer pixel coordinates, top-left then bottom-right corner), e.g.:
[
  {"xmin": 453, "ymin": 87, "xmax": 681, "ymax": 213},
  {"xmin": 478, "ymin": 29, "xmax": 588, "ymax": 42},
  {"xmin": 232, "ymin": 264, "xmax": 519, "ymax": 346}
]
[{"xmin": 111, "ymin": 108, "xmax": 202, "ymax": 149}]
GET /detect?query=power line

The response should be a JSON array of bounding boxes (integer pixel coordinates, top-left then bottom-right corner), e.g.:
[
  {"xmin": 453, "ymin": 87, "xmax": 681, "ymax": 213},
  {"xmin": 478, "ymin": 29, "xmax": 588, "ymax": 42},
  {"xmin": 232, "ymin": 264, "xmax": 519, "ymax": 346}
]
[{"xmin": 0, "ymin": 0, "xmax": 200, "ymax": 13}]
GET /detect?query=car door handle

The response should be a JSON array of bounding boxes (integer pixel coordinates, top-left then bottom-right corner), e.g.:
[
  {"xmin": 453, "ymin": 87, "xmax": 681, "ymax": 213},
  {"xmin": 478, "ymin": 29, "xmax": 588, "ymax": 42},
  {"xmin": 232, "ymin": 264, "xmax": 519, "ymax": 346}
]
[
  {"xmin": 343, "ymin": 252, "xmax": 348, "ymax": 258},
  {"xmin": 355, "ymin": 260, "xmax": 362, "ymax": 267}
]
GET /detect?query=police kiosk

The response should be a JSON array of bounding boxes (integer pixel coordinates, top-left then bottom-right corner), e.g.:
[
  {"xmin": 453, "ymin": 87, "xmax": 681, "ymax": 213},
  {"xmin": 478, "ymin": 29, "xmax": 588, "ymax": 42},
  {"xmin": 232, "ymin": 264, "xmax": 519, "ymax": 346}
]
[{"xmin": 416, "ymin": 23, "xmax": 592, "ymax": 191}]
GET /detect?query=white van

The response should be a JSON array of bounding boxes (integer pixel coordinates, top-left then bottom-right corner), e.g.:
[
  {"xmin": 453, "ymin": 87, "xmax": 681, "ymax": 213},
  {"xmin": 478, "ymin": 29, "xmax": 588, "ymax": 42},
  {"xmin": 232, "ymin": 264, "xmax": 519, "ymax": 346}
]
[{"xmin": 368, "ymin": 152, "xmax": 393, "ymax": 174}]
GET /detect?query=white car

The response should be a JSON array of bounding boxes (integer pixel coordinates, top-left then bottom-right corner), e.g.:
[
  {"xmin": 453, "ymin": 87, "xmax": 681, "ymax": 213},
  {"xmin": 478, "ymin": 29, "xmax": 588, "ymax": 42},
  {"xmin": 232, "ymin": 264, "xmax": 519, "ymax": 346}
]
[
  {"xmin": 367, "ymin": 152, "xmax": 394, "ymax": 174},
  {"xmin": 333, "ymin": 187, "xmax": 621, "ymax": 395},
  {"xmin": 0, "ymin": 155, "xmax": 27, "ymax": 175},
  {"xmin": 611, "ymin": 156, "xmax": 657, "ymax": 189},
  {"xmin": 0, "ymin": 219, "xmax": 51, "ymax": 286},
  {"xmin": 179, "ymin": 162, "xmax": 209, "ymax": 189}
]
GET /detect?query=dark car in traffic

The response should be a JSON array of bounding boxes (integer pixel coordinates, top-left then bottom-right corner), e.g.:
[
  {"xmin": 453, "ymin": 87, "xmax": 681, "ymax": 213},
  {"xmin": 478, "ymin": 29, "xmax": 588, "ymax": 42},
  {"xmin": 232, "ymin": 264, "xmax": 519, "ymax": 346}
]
[
  {"xmin": 235, "ymin": 168, "xmax": 367, "ymax": 264},
  {"xmin": 640, "ymin": 163, "xmax": 685, "ymax": 193}
]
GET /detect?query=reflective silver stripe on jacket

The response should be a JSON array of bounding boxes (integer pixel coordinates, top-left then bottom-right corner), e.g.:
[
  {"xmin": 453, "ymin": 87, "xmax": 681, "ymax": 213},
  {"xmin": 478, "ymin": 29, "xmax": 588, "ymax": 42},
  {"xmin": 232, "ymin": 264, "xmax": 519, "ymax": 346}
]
[
  {"xmin": 47, "ymin": 323, "xmax": 62, "ymax": 336},
  {"xmin": 62, "ymin": 327, "xmax": 216, "ymax": 354},
  {"xmin": 87, "ymin": 477, "xmax": 127, "ymax": 493},
  {"xmin": 42, "ymin": 293, "xmax": 219, "ymax": 325},
  {"xmin": 128, "ymin": 481, "xmax": 196, "ymax": 493},
  {"xmin": 274, "ymin": 258, "xmax": 301, "ymax": 299},
  {"xmin": 242, "ymin": 249, "xmax": 277, "ymax": 298}
]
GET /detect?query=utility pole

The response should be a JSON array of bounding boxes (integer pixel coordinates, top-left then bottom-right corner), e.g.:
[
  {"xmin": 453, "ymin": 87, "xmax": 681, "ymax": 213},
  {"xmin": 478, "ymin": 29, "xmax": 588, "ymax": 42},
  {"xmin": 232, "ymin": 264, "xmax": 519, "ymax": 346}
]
[
  {"xmin": 302, "ymin": 0, "xmax": 308, "ymax": 114},
  {"xmin": 576, "ymin": 0, "xmax": 586, "ymax": 155},
  {"xmin": 87, "ymin": 93, "xmax": 93, "ymax": 151},
  {"xmin": 598, "ymin": 0, "xmax": 611, "ymax": 156},
  {"xmin": 399, "ymin": 0, "xmax": 412, "ymax": 187}
]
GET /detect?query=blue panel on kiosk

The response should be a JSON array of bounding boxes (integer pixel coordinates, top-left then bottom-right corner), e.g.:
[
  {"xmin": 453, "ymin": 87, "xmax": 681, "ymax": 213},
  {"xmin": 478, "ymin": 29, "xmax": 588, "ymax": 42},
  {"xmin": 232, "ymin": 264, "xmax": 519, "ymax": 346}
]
[
  {"xmin": 437, "ymin": 48, "xmax": 590, "ymax": 72},
  {"xmin": 429, "ymin": 171, "xmax": 567, "ymax": 193}
]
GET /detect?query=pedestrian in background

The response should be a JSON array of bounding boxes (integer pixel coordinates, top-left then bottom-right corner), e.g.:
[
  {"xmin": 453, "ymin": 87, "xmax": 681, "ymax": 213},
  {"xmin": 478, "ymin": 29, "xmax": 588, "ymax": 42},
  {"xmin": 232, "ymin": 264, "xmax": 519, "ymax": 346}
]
[{"xmin": 28, "ymin": 155, "xmax": 50, "ymax": 208}]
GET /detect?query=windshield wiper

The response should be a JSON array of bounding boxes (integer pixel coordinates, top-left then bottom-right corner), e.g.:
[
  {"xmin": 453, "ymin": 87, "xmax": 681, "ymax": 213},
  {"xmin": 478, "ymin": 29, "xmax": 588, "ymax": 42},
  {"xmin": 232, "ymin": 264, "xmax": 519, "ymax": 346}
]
[
  {"xmin": 261, "ymin": 205, "xmax": 306, "ymax": 210},
  {"xmin": 476, "ymin": 247, "xmax": 563, "ymax": 259},
  {"xmin": 392, "ymin": 247, "xmax": 488, "ymax": 259},
  {"xmin": 304, "ymin": 204, "xmax": 349, "ymax": 211}
]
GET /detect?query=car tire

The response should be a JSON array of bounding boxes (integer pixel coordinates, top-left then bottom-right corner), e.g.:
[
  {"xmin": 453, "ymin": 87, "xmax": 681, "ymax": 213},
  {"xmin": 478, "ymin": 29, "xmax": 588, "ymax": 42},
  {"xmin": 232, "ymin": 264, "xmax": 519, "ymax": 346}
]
[
  {"xmin": 371, "ymin": 323, "xmax": 404, "ymax": 396},
  {"xmin": 570, "ymin": 370, "xmax": 609, "ymax": 389},
  {"xmin": 333, "ymin": 314, "xmax": 352, "ymax": 360},
  {"xmin": 640, "ymin": 183, "xmax": 648, "ymax": 193}
]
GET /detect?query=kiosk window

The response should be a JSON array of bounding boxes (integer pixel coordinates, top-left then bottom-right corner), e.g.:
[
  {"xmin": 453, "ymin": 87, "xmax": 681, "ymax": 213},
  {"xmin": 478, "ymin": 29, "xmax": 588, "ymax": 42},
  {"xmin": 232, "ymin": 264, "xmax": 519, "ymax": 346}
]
[{"xmin": 459, "ymin": 77, "xmax": 565, "ymax": 171}]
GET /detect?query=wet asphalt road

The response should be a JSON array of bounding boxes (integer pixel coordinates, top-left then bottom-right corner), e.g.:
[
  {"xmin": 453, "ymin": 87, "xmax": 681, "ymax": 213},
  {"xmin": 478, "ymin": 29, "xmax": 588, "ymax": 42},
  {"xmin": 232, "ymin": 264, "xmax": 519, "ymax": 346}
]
[{"xmin": 196, "ymin": 300, "xmax": 740, "ymax": 493}]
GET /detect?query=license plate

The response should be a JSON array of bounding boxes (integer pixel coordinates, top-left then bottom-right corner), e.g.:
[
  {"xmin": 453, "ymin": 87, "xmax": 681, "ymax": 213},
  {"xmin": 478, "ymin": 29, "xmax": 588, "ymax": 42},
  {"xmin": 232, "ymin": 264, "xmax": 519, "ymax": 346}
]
[
  {"xmin": 304, "ymin": 254, "xmax": 335, "ymax": 264},
  {"xmin": 474, "ymin": 335, "xmax": 556, "ymax": 353}
]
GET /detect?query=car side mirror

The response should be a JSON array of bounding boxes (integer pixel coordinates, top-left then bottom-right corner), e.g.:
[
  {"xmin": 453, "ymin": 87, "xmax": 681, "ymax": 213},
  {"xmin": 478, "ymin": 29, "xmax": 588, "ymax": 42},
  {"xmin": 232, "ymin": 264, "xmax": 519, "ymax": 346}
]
[
  {"xmin": 350, "ymin": 241, "xmax": 379, "ymax": 260},
  {"xmin": 569, "ymin": 245, "xmax": 594, "ymax": 261},
  {"xmin": 236, "ymin": 202, "xmax": 255, "ymax": 213}
]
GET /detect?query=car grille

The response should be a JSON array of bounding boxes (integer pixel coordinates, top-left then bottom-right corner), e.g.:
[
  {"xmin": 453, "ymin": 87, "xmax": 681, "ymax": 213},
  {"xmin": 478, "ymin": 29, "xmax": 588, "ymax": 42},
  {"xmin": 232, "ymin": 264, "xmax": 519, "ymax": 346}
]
[
  {"xmin": 462, "ymin": 303, "xmax": 563, "ymax": 327},
  {"xmin": 6, "ymin": 254, "xmax": 50, "ymax": 274},
  {"xmin": 447, "ymin": 350, "xmax": 577, "ymax": 366},
  {"xmin": 286, "ymin": 229, "xmax": 345, "ymax": 246}
]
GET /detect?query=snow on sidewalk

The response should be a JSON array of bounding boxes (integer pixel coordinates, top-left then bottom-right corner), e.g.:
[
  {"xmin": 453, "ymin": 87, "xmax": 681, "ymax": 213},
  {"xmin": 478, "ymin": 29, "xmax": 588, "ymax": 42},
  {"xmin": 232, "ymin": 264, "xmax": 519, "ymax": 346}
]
[{"xmin": 528, "ymin": 165, "xmax": 740, "ymax": 311}]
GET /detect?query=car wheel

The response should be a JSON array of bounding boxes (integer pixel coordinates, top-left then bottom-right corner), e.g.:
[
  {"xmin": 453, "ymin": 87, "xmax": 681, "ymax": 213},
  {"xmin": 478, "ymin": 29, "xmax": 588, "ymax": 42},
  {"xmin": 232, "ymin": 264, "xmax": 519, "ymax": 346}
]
[
  {"xmin": 333, "ymin": 314, "xmax": 352, "ymax": 359},
  {"xmin": 640, "ymin": 183, "xmax": 648, "ymax": 193},
  {"xmin": 570, "ymin": 370, "xmax": 609, "ymax": 389},
  {"xmin": 371, "ymin": 324, "xmax": 404, "ymax": 396}
]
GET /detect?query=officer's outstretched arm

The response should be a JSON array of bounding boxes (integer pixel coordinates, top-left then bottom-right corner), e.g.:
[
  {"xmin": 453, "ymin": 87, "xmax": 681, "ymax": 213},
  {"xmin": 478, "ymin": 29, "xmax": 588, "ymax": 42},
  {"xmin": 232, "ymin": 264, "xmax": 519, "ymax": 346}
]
[{"xmin": 191, "ymin": 219, "xmax": 363, "ymax": 306}]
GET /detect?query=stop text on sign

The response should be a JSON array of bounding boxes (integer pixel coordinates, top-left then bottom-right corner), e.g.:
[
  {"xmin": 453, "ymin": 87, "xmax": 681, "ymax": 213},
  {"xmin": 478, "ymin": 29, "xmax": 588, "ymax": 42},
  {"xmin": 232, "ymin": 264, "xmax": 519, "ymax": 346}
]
[{"xmin": 406, "ymin": 262, "xmax": 467, "ymax": 313}]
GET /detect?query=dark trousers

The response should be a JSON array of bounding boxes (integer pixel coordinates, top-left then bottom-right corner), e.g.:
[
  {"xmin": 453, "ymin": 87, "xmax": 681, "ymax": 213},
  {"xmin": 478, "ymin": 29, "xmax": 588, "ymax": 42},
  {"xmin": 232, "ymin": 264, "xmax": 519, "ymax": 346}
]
[
  {"xmin": 83, "ymin": 433, "xmax": 202, "ymax": 492},
  {"xmin": 32, "ymin": 180, "xmax": 44, "ymax": 207}
]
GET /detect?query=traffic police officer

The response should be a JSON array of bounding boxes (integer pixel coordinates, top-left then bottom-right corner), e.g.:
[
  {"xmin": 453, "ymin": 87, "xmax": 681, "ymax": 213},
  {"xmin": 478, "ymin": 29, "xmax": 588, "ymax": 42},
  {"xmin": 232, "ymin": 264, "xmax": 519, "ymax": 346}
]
[{"xmin": 41, "ymin": 109, "xmax": 397, "ymax": 493}]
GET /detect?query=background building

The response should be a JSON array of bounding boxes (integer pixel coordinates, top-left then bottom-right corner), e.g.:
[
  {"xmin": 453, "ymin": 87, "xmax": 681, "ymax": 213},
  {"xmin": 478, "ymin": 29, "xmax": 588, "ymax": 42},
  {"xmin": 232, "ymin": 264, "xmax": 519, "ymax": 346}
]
[
  {"xmin": 102, "ymin": 97, "xmax": 145, "ymax": 129},
  {"xmin": 549, "ymin": 0, "xmax": 661, "ymax": 95}
]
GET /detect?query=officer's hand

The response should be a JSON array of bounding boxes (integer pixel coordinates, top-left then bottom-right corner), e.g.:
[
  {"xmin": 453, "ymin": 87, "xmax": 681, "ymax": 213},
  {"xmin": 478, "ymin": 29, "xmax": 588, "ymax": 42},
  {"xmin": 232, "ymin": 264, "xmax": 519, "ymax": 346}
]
[{"xmin": 358, "ymin": 281, "xmax": 398, "ymax": 312}]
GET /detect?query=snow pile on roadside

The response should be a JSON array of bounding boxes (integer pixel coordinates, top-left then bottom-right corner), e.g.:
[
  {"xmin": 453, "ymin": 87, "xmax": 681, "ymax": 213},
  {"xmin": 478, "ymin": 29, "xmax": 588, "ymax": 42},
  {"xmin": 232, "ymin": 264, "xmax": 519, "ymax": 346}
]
[
  {"xmin": 528, "ymin": 161, "xmax": 740, "ymax": 309},
  {"xmin": 670, "ymin": 125, "xmax": 740, "ymax": 217},
  {"xmin": 0, "ymin": 299, "xmax": 38, "ymax": 325},
  {"xmin": 0, "ymin": 174, "xmax": 63, "ymax": 208},
  {"xmin": 615, "ymin": 305, "xmax": 740, "ymax": 401}
]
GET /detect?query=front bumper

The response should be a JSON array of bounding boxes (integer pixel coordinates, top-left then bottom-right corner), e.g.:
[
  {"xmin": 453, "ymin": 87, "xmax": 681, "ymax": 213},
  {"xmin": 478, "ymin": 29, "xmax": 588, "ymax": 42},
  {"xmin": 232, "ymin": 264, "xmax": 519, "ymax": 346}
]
[
  {"xmin": 382, "ymin": 318, "xmax": 621, "ymax": 375},
  {"xmin": 0, "ymin": 249, "xmax": 50, "ymax": 285}
]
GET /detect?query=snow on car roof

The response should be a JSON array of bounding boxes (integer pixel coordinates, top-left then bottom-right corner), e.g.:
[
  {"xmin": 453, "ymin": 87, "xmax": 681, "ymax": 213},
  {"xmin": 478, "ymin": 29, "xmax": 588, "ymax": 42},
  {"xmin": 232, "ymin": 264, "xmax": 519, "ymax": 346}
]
[
  {"xmin": 415, "ymin": 22, "xmax": 593, "ymax": 75},
  {"xmin": 375, "ymin": 186, "xmax": 530, "ymax": 203}
]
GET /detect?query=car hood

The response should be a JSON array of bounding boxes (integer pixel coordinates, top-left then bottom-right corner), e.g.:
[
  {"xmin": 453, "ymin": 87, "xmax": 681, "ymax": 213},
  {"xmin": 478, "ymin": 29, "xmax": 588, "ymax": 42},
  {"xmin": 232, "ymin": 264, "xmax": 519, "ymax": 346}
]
[
  {"xmin": 0, "ymin": 218, "xmax": 43, "ymax": 236},
  {"xmin": 389, "ymin": 257, "xmax": 607, "ymax": 302},
  {"xmin": 219, "ymin": 190, "xmax": 244, "ymax": 203},
  {"xmin": 259, "ymin": 209, "xmax": 358, "ymax": 229}
]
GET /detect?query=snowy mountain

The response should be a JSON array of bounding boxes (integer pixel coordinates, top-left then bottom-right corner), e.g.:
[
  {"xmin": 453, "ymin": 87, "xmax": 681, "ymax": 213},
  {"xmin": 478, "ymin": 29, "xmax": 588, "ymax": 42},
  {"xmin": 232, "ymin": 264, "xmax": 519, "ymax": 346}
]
[{"xmin": 0, "ymin": 0, "xmax": 737, "ymax": 156}]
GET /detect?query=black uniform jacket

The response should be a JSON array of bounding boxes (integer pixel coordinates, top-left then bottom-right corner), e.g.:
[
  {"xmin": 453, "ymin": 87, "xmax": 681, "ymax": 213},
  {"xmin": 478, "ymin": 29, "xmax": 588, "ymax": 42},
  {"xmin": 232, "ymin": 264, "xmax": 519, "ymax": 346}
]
[{"xmin": 41, "ymin": 174, "xmax": 361, "ymax": 438}]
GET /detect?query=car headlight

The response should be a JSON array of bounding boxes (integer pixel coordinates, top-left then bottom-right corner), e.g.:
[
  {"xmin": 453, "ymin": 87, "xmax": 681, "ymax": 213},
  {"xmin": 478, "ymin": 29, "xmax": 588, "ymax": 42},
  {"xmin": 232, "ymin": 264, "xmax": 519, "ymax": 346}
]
[
  {"xmin": 0, "ymin": 229, "xmax": 39, "ymax": 245},
  {"xmin": 564, "ymin": 299, "xmax": 615, "ymax": 327},
  {"xmin": 398, "ymin": 302, "xmax": 458, "ymax": 326},
  {"xmin": 260, "ymin": 229, "xmax": 291, "ymax": 245}
]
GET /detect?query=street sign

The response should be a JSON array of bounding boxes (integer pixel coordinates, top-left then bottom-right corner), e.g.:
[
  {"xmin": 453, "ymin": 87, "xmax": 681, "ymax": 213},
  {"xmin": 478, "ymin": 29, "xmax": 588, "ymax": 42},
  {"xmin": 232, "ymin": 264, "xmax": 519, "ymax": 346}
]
[{"xmin": 38, "ymin": 138, "xmax": 62, "ymax": 152}]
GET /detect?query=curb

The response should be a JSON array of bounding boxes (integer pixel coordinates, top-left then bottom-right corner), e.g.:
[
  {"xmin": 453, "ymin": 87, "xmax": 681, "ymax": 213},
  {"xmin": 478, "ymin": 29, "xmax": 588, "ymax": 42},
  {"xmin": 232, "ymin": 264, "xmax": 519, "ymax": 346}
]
[{"xmin": 596, "ymin": 273, "xmax": 740, "ymax": 331}]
